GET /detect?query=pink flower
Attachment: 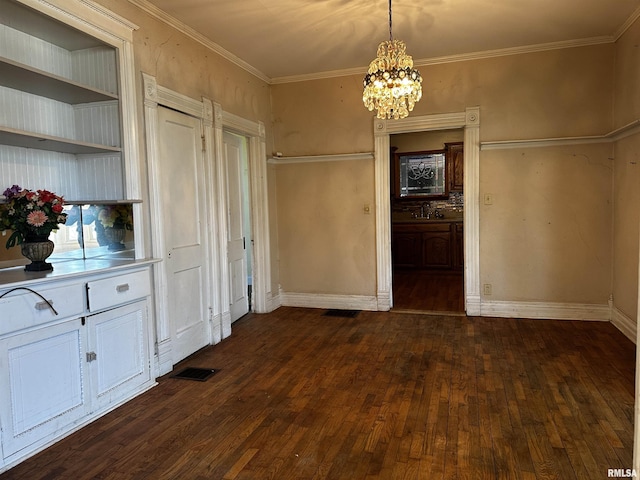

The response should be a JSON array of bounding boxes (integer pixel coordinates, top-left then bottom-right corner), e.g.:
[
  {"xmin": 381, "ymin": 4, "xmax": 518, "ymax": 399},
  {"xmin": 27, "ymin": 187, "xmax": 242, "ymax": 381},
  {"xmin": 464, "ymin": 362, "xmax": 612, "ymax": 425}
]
[{"xmin": 26, "ymin": 210, "xmax": 47, "ymax": 227}]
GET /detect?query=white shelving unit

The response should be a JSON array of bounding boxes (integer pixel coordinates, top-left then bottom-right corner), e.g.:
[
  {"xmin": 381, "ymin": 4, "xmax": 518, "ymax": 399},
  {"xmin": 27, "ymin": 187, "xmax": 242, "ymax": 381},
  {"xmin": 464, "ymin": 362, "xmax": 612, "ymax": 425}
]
[{"xmin": 0, "ymin": 0, "xmax": 139, "ymax": 203}]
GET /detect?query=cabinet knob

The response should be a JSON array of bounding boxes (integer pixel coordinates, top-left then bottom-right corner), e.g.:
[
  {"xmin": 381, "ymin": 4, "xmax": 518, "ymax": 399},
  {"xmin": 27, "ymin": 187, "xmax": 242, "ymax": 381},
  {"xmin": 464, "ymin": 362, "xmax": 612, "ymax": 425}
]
[{"xmin": 116, "ymin": 284, "xmax": 130, "ymax": 293}]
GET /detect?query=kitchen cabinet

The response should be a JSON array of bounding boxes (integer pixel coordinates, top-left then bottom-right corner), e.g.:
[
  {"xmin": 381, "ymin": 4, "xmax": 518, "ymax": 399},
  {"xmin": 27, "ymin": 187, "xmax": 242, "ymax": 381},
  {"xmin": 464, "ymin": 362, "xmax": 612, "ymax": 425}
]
[
  {"xmin": 446, "ymin": 142, "xmax": 464, "ymax": 192},
  {"xmin": 453, "ymin": 223, "xmax": 464, "ymax": 269},
  {"xmin": 392, "ymin": 221, "xmax": 463, "ymax": 270},
  {"xmin": 0, "ymin": 266, "xmax": 154, "ymax": 471},
  {"xmin": 392, "ymin": 230, "xmax": 422, "ymax": 268},
  {"xmin": 422, "ymin": 224, "xmax": 452, "ymax": 268}
]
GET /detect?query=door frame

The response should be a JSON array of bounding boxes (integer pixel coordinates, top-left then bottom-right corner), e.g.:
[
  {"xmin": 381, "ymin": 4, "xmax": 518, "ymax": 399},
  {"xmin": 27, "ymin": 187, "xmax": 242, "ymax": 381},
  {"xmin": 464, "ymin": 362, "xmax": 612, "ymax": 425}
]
[
  {"xmin": 143, "ymin": 73, "xmax": 216, "ymax": 376},
  {"xmin": 213, "ymin": 104, "xmax": 272, "ymax": 322},
  {"xmin": 374, "ymin": 107, "xmax": 481, "ymax": 314},
  {"xmin": 143, "ymin": 74, "xmax": 273, "ymax": 376}
]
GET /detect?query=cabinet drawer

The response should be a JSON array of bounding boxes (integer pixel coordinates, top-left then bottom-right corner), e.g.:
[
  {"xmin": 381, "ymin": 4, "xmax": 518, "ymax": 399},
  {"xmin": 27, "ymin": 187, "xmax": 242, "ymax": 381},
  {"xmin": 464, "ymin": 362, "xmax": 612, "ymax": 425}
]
[
  {"xmin": 0, "ymin": 284, "xmax": 84, "ymax": 335},
  {"xmin": 87, "ymin": 270, "xmax": 151, "ymax": 313}
]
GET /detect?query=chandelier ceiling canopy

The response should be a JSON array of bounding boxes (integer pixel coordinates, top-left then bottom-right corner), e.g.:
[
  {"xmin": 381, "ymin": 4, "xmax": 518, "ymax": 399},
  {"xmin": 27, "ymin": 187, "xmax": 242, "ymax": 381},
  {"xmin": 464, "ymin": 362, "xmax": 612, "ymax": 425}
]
[{"xmin": 362, "ymin": 0, "xmax": 423, "ymax": 120}]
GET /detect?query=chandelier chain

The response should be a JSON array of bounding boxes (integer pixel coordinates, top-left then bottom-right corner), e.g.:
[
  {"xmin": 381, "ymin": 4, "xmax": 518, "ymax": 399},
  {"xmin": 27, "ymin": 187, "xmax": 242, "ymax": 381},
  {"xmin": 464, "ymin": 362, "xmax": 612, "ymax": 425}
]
[{"xmin": 388, "ymin": 0, "xmax": 393, "ymax": 41}]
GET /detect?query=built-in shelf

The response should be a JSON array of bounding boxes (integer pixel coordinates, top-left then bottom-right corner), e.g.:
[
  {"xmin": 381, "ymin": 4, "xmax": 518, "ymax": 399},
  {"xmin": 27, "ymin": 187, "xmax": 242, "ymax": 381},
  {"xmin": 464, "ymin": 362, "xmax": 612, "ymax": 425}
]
[
  {"xmin": 0, "ymin": 56, "xmax": 118, "ymax": 104},
  {"xmin": 0, "ymin": 126, "xmax": 121, "ymax": 155},
  {"xmin": 64, "ymin": 199, "xmax": 142, "ymax": 205}
]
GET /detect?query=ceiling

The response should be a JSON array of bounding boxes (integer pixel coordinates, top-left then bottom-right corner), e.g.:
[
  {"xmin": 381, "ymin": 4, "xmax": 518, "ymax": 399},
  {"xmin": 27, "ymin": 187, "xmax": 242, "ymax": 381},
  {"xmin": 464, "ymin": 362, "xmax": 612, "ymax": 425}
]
[{"xmin": 139, "ymin": 0, "xmax": 640, "ymax": 83}]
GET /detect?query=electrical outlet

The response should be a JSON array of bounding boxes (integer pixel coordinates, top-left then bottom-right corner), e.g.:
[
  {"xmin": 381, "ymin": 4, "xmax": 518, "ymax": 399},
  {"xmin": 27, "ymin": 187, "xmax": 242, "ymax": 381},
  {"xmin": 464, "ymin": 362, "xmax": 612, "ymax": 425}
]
[
  {"xmin": 483, "ymin": 283, "xmax": 492, "ymax": 295},
  {"xmin": 483, "ymin": 194, "xmax": 493, "ymax": 205}
]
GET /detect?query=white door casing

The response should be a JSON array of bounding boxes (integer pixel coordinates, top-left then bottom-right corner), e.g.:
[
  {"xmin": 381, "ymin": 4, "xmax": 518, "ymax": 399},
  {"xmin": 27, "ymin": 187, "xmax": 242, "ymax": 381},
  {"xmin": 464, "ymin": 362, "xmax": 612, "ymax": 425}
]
[
  {"xmin": 143, "ymin": 75, "xmax": 272, "ymax": 376},
  {"xmin": 374, "ymin": 108, "xmax": 481, "ymax": 314},
  {"xmin": 212, "ymin": 104, "xmax": 273, "ymax": 318},
  {"xmin": 224, "ymin": 131, "xmax": 250, "ymax": 322},
  {"xmin": 143, "ymin": 74, "xmax": 216, "ymax": 375}
]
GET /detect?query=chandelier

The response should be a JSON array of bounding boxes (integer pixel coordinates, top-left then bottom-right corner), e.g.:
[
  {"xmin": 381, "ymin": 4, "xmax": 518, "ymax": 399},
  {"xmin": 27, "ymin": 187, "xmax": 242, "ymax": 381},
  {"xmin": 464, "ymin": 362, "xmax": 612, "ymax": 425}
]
[{"xmin": 362, "ymin": 0, "xmax": 422, "ymax": 120}]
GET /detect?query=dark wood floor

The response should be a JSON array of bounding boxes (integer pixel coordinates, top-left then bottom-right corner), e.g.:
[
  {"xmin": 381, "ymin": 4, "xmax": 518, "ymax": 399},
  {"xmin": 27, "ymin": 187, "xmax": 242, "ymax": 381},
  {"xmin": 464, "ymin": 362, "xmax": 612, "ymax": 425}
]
[
  {"xmin": 393, "ymin": 269, "xmax": 464, "ymax": 313},
  {"xmin": 1, "ymin": 307, "xmax": 635, "ymax": 479}
]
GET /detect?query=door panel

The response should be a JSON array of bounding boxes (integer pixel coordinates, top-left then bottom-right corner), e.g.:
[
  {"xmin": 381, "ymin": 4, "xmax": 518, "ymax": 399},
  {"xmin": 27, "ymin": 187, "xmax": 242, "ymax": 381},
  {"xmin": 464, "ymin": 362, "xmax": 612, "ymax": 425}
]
[{"xmin": 158, "ymin": 107, "xmax": 209, "ymax": 364}]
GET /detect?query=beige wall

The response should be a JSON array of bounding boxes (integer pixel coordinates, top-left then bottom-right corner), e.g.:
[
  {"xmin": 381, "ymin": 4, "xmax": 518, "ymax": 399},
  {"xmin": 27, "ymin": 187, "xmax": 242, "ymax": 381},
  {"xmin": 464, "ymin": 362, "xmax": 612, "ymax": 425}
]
[
  {"xmin": 612, "ymin": 19, "xmax": 640, "ymax": 323},
  {"xmin": 480, "ymin": 144, "xmax": 613, "ymax": 303},
  {"xmin": 272, "ymin": 44, "xmax": 615, "ymax": 304},
  {"xmin": 275, "ymin": 159, "xmax": 375, "ymax": 295}
]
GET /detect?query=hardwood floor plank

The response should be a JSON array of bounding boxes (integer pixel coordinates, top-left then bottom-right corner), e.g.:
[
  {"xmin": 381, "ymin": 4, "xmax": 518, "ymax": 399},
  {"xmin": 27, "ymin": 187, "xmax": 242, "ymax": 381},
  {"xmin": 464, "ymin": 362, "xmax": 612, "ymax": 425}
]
[{"xmin": 0, "ymin": 308, "xmax": 634, "ymax": 480}]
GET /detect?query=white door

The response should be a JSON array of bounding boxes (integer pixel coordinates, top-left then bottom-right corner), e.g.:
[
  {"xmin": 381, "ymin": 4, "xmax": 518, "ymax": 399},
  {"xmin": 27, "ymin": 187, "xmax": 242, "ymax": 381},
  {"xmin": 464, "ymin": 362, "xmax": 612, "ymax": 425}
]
[
  {"xmin": 224, "ymin": 131, "xmax": 250, "ymax": 322},
  {"xmin": 158, "ymin": 107, "xmax": 210, "ymax": 364}
]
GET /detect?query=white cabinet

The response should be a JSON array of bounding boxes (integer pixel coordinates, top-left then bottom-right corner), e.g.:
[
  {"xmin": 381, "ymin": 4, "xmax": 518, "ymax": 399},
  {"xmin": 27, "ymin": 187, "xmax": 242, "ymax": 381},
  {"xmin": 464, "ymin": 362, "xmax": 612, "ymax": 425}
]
[
  {"xmin": 0, "ymin": 318, "xmax": 86, "ymax": 458},
  {"xmin": 86, "ymin": 300, "xmax": 150, "ymax": 412},
  {"xmin": 0, "ymin": 265, "xmax": 156, "ymax": 471}
]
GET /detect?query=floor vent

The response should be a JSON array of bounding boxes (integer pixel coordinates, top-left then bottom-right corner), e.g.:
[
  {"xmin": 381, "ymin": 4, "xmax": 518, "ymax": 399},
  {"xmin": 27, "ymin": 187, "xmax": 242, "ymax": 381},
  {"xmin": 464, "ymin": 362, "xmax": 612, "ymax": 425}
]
[
  {"xmin": 171, "ymin": 367, "xmax": 217, "ymax": 382},
  {"xmin": 323, "ymin": 309, "xmax": 361, "ymax": 318}
]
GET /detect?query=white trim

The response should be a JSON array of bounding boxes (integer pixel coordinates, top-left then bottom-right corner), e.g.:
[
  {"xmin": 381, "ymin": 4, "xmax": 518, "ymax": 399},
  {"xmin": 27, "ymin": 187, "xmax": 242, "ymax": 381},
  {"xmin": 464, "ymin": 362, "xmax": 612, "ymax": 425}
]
[
  {"xmin": 271, "ymin": 37, "xmax": 614, "ymax": 84},
  {"xmin": 279, "ymin": 290, "xmax": 378, "ymax": 311},
  {"xmin": 127, "ymin": 0, "xmax": 269, "ymax": 83},
  {"xmin": 268, "ymin": 153, "xmax": 374, "ymax": 165},
  {"xmin": 481, "ymin": 119, "xmax": 640, "ymax": 150},
  {"xmin": 374, "ymin": 107, "xmax": 481, "ymax": 314},
  {"xmin": 480, "ymin": 300, "xmax": 610, "ymax": 321},
  {"xmin": 611, "ymin": 306, "xmax": 637, "ymax": 343},
  {"xmin": 214, "ymin": 106, "xmax": 274, "ymax": 316}
]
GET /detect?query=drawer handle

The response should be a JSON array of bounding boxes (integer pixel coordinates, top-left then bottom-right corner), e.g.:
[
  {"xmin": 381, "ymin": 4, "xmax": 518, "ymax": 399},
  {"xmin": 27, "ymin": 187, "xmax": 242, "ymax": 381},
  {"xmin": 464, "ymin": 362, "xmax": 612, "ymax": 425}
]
[
  {"xmin": 0, "ymin": 287, "xmax": 58, "ymax": 315},
  {"xmin": 35, "ymin": 300, "xmax": 54, "ymax": 311},
  {"xmin": 116, "ymin": 284, "xmax": 130, "ymax": 293}
]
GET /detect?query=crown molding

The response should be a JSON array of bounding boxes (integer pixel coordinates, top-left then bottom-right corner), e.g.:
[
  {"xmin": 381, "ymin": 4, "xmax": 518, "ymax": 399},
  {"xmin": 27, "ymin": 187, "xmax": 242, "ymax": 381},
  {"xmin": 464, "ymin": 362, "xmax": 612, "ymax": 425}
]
[
  {"xmin": 127, "ymin": 0, "xmax": 270, "ymax": 83},
  {"xmin": 127, "ymin": 0, "xmax": 635, "ymax": 86},
  {"xmin": 271, "ymin": 36, "xmax": 614, "ymax": 84},
  {"xmin": 615, "ymin": 4, "xmax": 640, "ymax": 40}
]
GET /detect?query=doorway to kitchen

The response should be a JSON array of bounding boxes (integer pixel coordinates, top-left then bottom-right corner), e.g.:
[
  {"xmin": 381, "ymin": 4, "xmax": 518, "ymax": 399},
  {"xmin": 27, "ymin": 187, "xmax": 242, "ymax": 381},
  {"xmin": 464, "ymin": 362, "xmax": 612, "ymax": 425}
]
[{"xmin": 390, "ymin": 130, "xmax": 465, "ymax": 314}]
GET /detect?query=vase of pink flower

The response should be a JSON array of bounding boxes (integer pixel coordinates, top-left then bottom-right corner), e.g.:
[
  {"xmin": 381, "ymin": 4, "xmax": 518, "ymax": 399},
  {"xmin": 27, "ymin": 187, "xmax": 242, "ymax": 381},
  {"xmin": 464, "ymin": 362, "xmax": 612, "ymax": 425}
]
[{"xmin": 0, "ymin": 185, "xmax": 67, "ymax": 271}]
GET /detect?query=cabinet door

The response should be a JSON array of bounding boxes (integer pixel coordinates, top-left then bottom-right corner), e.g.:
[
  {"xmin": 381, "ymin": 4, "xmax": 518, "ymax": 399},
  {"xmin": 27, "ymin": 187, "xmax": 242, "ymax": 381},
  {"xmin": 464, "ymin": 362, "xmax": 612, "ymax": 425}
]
[
  {"xmin": 454, "ymin": 223, "xmax": 464, "ymax": 269},
  {"xmin": 422, "ymin": 231, "xmax": 452, "ymax": 268},
  {"xmin": 86, "ymin": 300, "xmax": 150, "ymax": 412},
  {"xmin": 392, "ymin": 232, "xmax": 422, "ymax": 268},
  {"xmin": 0, "ymin": 319, "xmax": 86, "ymax": 458}
]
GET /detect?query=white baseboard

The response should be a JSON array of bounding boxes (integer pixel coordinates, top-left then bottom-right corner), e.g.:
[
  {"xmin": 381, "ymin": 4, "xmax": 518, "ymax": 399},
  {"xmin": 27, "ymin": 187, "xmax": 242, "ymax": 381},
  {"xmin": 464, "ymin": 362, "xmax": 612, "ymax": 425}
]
[
  {"xmin": 611, "ymin": 306, "xmax": 637, "ymax": 343},
  {"xmin": 480, "ymin": 300, "xmax": 610, "ymax": 321},
  {"xmin": 279, "ymin": 291, "xmax": 378, "ymax": 311}
]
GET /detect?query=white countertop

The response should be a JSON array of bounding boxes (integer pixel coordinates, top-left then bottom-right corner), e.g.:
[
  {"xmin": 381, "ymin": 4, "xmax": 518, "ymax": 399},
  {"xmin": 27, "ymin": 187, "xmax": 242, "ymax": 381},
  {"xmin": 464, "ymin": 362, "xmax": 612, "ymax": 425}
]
[{"xmin": 0, "ymin": 257, "xmax": 161, "ymax": 289}]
